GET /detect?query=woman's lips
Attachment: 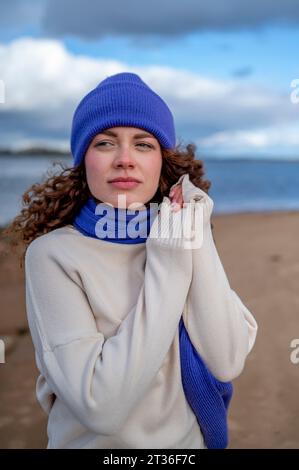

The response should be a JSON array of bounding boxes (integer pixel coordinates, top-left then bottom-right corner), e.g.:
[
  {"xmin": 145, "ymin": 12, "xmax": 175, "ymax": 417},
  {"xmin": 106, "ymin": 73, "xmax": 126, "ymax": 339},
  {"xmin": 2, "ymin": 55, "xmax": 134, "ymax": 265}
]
[{"xmin": 109, "ymin": 181, "xmax": 140, "ymax": 189}]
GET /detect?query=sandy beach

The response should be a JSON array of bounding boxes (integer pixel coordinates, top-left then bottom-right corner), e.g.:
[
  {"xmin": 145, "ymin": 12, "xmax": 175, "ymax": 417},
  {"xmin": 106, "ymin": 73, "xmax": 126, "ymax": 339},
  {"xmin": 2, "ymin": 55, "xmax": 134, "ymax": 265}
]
[{"xmin": 0, "ymin": 210, "xmax": 299, "ymax": 449}]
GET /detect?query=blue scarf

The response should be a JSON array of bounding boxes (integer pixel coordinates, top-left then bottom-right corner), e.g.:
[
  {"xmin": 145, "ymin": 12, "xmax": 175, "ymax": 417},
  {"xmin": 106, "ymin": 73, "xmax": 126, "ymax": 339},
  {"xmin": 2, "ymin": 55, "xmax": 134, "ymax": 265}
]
[
  {"xmin": 73, "ymin": 196, "xmax": 233, "ymax": 449},
  {"xmin": 73, "ymin": 196, "xmax": 158, "ymax": 243}
]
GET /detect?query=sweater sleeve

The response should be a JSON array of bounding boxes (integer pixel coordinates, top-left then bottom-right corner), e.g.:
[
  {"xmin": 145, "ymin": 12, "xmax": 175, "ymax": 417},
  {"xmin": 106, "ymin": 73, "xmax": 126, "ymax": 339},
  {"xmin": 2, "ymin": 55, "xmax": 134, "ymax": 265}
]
[
  {"xmin": 171, "ymin": 173, "xmax": 258, "ymax": 382},
  {"xmin": 25, "ymin": 200, "xmax": 192, "ymax": 437}
]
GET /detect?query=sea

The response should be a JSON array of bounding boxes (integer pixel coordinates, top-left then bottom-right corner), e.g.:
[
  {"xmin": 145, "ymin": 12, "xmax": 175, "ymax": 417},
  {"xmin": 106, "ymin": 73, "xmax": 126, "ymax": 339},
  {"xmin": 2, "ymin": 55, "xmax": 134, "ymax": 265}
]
[{"xmin": 1, "ymin": 154, "xmax": 299, "ymax": 227}]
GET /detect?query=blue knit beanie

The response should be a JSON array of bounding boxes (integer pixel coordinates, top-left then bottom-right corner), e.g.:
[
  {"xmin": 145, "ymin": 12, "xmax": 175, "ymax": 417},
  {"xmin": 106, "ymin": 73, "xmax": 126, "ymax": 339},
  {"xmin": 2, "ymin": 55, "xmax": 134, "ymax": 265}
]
[{"xmin": 71, "ymin": 72, "xmax": 176, "ymax": 167}]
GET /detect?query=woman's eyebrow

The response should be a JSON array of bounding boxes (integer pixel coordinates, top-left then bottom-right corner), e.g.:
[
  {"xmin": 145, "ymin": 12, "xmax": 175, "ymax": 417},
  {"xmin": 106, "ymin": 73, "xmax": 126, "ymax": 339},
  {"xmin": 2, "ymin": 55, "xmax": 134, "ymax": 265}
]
[
  {"xmin": 133, "ymin": 132, "xmax": 155, "ymax": 139},
  {"xmin": 99, "ymin": 130, "xmax": 155, "ymax": 139}
]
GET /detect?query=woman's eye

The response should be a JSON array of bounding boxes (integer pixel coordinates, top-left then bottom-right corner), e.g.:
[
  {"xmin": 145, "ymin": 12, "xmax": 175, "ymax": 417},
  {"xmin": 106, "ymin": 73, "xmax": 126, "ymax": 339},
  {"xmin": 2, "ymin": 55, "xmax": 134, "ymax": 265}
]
[
  {"xmin": 137, "ymin": 143, "xmax": 153, "ymax": 149},
  {"xmin": 94, "ymin": 141, "xmax": 153, "ymax": 149},
  {"xmin": 95, "ymin": 141, "xmax": 112, "ymax": 147}
]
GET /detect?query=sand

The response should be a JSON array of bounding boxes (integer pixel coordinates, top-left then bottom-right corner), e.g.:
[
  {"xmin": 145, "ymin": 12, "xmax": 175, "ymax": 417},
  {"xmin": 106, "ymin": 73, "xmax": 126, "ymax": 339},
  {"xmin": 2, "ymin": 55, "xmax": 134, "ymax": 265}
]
[{"xmin": 0, "ymin": 210, "xmax": 299, "ymax": 449}]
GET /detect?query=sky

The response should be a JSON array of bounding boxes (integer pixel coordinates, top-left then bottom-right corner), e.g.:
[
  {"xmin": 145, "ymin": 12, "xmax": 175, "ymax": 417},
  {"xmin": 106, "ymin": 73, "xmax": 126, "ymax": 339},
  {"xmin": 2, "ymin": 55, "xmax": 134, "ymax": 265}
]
[{"xmin": 0, "ymin": 0, "xmax": 299, "ymax": 159}]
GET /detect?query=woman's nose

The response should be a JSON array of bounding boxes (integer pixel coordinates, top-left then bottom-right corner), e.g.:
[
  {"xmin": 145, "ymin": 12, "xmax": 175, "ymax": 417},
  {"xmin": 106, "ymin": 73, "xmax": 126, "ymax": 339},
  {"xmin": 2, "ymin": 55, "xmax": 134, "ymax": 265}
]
[{"xmin": 113, "ymin": 146, "xmax": 136, "ymax": 168}]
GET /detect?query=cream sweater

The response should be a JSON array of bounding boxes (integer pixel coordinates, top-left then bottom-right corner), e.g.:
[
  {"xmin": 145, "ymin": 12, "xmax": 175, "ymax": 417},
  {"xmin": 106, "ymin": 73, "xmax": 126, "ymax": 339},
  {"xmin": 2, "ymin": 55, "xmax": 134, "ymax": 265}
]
[{"xmin": 25, "ymin": 173, "xmax": 258, "ymax": 449}]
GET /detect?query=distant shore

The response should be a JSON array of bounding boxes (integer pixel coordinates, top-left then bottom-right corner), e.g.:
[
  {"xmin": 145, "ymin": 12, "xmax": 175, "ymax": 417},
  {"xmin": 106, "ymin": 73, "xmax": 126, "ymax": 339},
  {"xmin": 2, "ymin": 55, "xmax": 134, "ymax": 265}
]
[{"xmin": 0, "ymin": 148, "xmax": 71, "ymax": 156}]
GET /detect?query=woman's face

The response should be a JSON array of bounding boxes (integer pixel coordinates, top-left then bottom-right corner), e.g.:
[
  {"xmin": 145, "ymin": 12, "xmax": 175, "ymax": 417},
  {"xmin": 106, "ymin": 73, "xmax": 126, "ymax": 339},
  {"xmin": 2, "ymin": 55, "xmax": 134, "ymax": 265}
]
[{"xmin": 84, "ymin": 126, "xmax": 163, "ymax": 209}]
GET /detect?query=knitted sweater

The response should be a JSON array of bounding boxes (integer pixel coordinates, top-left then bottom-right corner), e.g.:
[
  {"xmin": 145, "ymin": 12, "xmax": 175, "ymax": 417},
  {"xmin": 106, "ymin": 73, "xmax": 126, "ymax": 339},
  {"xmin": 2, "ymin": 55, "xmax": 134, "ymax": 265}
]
[{"xmin": 24, "ymin": 175, "xmax": 258, "ymax": 449}]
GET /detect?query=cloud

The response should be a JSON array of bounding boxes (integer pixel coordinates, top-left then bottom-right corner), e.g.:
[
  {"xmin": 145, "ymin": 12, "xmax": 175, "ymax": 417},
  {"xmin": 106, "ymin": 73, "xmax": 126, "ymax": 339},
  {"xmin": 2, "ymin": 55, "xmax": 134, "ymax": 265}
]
[
  {"xmin": 0, "ymin": 0, "xmax": 45, "ymax": 32},
  {"xmin": 199, "ymin": 124, "xmax": 299, "ymax": 157},
  {"xmin": 0, "ymin": 37, "xmax": 298, "ymax": 157},
  {"xmin": 41, "ymin": 0, "xmax": 299, "ymax": 38},
  {"xmin": 0, "ymin": 38, "xmax": 122, "ymax": 111},
  {"xmin": 2, "ymin": 0, "xmax": 299, "ymax": 38}
]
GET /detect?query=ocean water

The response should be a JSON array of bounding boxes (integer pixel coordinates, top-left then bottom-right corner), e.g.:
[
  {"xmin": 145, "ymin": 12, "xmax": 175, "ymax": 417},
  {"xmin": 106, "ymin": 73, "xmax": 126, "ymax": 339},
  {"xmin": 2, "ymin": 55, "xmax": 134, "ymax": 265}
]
[
  {"xmin": 205, "ymin": 158, "xmax": 299, "ymax": 214},
  {"xmin": 1, "ymin": 155, "xmax": 299, "ymax": 226}
]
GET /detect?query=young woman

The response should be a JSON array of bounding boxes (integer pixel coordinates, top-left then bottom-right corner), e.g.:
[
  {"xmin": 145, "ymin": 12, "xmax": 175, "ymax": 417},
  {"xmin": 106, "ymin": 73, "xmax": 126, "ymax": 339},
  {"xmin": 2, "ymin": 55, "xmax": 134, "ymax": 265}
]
[{"xmin": 6, "ymin": 72, "xmax": 258, "ymax": 449}]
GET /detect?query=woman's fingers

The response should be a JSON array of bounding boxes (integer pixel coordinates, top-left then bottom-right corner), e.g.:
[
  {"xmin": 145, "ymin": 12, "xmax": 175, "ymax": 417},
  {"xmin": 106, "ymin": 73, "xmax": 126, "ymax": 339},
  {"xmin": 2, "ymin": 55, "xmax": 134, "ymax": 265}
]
[
  {"xmin": 169, "ymin": 184, "xmax": 184, "ymax": 210},
  {"xmin": 170, "ymin": 185, "xmax": 181, "ymax": 200}
]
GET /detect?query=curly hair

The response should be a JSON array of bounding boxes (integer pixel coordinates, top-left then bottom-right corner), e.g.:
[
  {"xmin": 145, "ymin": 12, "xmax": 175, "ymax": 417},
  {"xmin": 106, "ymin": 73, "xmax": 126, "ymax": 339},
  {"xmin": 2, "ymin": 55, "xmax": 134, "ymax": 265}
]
[{"xmin": 2, "ymin": 141, "xmax": 213, "ymax": 268}]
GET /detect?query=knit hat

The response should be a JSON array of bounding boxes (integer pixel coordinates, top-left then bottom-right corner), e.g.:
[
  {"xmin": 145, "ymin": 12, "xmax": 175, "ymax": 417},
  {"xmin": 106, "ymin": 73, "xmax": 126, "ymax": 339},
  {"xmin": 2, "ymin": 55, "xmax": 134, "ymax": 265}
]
[{"xmin": 71, "ymin": 72, "xmax": 176, "ymax": 167}]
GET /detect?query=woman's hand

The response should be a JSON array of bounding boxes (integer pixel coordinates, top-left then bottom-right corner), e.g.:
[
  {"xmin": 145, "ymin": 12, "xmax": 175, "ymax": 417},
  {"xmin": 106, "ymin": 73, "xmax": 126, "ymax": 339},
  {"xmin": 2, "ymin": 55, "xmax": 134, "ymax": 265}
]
[
  {"xmin": 169, "ymin": 174, "xmax": 214, "ymax": 223},
  {"xmin": 169, "ymin": 183, "xmax": 184, "ymax": 211}
]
